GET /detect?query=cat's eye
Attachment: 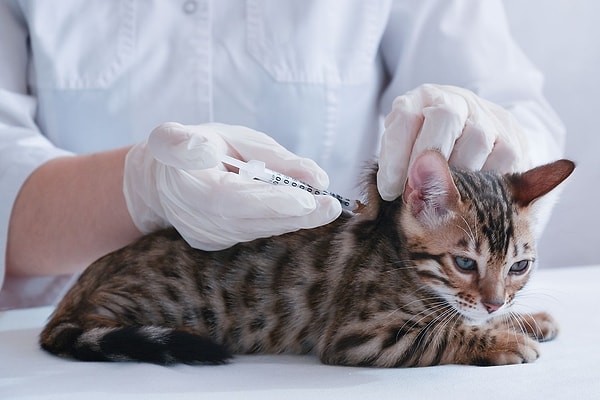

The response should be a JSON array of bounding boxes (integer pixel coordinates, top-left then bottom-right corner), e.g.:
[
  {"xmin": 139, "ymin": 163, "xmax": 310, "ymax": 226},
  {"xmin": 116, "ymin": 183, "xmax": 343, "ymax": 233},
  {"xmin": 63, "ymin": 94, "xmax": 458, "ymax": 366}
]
[
  {"xmin": 510, "ymin": 260, "xmax": 531, "ymax": 274},
  {"xmin": 454, "ymin": 256, "xmax": 477, "ymax": 272}
]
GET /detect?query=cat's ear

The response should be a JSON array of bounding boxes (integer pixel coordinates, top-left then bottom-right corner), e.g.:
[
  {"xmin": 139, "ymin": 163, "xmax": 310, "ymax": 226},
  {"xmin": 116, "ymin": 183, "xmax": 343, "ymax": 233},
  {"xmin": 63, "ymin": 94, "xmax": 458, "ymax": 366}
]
[
  {"xmin": 403, "ymin": 150, "xmax": 459, "ymax": 224},
  {"xmin": 507, "ymin": 159, "xmax": 575, "ymax": 206}
]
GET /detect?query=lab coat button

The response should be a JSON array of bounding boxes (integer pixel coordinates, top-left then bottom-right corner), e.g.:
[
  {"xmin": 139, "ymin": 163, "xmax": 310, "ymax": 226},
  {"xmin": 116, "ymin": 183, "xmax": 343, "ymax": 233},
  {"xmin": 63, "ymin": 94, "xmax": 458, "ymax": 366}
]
[{"xmin": 183, "ymin": 0, "xmax": 197, "ymax": 14}]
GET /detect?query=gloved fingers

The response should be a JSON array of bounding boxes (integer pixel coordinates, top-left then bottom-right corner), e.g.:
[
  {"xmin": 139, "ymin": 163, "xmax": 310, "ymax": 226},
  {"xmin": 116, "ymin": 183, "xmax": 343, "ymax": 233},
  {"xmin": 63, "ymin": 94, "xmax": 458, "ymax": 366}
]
[
  {"xmin": 156, "ymin": 167, "xmax": 341, "ymax": 250},
  {"xmin": 264, "ymin": 156, "xmax": 331, "ymax": 191},
  {"xmin": 219, "ymin": 195, "xmax": 341, "ymax": 236},
  {"xmin": 147, "ymin": 122, "xmax": 229, "ymax": 170},
  {"xmin": 377, "ymin": 94, "xmax": 424, "ymax": 201},
  {"xmin": 151, "ymin": 122, "xmax": 331, "ymax": 189},
  {"xmin": 126, "ymin": 122, "xmax": 342, "ymax": 253},
  {"xmin": 212, "ymin": 180, "xmax": 317, "ymax": 218},
  {"xmin": 448, "ymin": 117, "xmax": 496, "ymax": 171},
  {"xmin": 209, "ymin": 173, "xmax": 342, "ymax": 220},
  {"xmin": 481, "ymin": 135, "xmax": 523, "ymax": 173},
  {"xmin": 407, "ymin": 101, "xmax": 468, "ymax": 168},
  {"xmin": 489, "ymin": 118, "xmax": 531, "ymax": 175},
  {"xmin": 123, "ymin": 143, "xmax": 173, "ymax": 234},
  {"xmin": 158, "ymin": 166, "xmax": 340, "ymax": 220},
  {"xmin": 172, "ymin": 194, "xmax": 341, "ymax": 251},
  {"xmin": 209, "ymin": 123, "xmax": 331, "ymax": 189},
  {"xmin": 377, "ymin": 86, "xmax": 469, "ymax": 201},
  {"xmin": 268, "ymin": 194, "xmax": 342, "ymax": 229}
]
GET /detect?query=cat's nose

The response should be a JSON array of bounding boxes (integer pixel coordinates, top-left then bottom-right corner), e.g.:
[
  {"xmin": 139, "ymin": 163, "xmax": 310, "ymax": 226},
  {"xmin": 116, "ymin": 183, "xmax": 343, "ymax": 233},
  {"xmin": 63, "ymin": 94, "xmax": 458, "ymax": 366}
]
[{"xmin": 483, "ymin": 301, "xmax": 503, "ymax": 314}]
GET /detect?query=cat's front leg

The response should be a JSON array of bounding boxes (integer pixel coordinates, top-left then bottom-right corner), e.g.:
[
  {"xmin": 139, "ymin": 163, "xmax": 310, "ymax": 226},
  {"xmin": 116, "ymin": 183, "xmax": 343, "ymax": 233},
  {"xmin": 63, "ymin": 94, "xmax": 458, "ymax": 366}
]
[
  {"xmin": 406, "ymin": 324, "xmax": 543, "ymax": 366},
  {"xmin": 318, "ymin": 320, "xmax": 542, "ymax": 368}
]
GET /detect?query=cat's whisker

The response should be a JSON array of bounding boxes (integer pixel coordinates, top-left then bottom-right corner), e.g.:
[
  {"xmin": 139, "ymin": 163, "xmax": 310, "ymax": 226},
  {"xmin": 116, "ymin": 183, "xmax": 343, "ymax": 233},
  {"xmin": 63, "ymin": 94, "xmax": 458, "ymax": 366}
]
[
  {"xmin": 383, "ymin": 295, "xmax": 448, "ymax": 322},
  {"xmin": 414, "ymin": 306, "xmax": 459, "ymax": 364},
  {"xmin": 506, "ymin": 312, "xmax": 528, "ymax": 341},
  {"xmin": 386, "ymin": 259, "xmax": 416, "ymax": 266},
  {"xmin": 393, "ymin": 301, "xmax": 450, "ymax": 328},
  {"xmin": 493, "ymin": 314, "xmax": 517, "ymax": 345},
  {"xmin": 508, "ymin": 302, "xmax": 542, "ymax": 314},
  {"xmin": 447, "ymin": 309, "xmax": 463, "ymax": 336},
  {"xmin": 396, "ymin": 302, "xmax": 455, "ymax": 345},
  {"xmin": 508, "ymin": 316, "xmax": 523, "ymax": 345},
  {"xmin": 456, "ymin": 222, "xmax": 475, "ymax": 247},
  {"xmin": 390, "ymin": 296, "xmax": 446, "ymax": 315},
  {"xmin": 380, "ymin": 259, "xmax": 420, "ymax": 274},
  {"xmin": 515, "ymin": 288, "xmax": 561, "ymax": 304},
  {"xmin": 513, "ymin": 311, "xmax": 544, "ymax": 341},
  {"xmin": 427, "ymin": 307, "xmax": 459, "ymax": 342},
  {"xmin": 392, "ymin": 303, "xmax": 447, "ymax": 339},
  {"xmin": 382, "ymin": 265, "xmax": 418, "ymax": 274},
  {"xmin": 458, "ymin": 215, "xmax": 478, "ymax": 247},
  {"xmin": 400, "ymin": 284, "xmax": 443, "ymax": 300}
]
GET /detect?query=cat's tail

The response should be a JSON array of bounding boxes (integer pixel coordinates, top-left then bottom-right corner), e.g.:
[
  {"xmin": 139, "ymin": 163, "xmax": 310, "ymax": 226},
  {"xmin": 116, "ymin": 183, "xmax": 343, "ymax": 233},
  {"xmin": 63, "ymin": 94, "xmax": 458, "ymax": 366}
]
[{"xmin": 40, "ymin": 323, "xmax": 231, "ymax": 365}]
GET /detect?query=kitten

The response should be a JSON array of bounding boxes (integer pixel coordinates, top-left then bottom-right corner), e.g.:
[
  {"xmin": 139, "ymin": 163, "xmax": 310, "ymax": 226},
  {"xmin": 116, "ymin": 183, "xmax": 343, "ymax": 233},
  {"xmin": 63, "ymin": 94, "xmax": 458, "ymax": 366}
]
[{"xmin": 40, "ymin": 150, "xmax": 574, "ymax": 367}]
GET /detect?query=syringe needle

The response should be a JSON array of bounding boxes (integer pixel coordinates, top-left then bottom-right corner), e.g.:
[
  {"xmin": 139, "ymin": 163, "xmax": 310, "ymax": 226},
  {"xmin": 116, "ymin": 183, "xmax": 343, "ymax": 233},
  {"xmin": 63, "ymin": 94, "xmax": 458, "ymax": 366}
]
[{"xmin": 220, "ymin": 155, "xmax": 360, "ymax": 212}]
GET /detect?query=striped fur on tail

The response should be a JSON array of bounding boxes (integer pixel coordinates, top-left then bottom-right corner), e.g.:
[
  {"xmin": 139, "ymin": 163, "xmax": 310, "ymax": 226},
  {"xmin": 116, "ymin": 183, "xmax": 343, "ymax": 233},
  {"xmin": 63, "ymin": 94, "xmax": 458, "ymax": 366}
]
[{"xmin": 40, "ymin": 325, "xmax": 231, "ymax": 365}]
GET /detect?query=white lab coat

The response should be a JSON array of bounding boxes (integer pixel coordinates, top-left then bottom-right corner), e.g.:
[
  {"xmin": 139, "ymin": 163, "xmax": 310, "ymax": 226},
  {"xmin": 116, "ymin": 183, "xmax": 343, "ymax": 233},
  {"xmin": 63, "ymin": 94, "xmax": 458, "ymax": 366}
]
[{"xmin": 0, "ymin": 0, "xmax": 565, "ymax": 309}]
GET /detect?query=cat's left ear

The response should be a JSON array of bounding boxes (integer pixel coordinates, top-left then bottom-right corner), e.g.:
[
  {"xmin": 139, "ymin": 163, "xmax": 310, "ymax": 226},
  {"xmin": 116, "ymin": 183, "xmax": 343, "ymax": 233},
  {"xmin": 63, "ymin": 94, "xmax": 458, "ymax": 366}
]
[
  {"xmin": 506, "ymin": 159, "xmax": 575, "ymax": 206},
  {"xmin": 403, "ymin": 150, "xmax": 460, "ymax": 224}
]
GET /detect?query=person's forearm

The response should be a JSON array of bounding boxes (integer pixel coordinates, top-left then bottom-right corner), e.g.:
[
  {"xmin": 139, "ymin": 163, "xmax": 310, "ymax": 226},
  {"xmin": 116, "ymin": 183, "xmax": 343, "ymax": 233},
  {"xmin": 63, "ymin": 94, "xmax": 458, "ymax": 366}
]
[{"xmin": 6, "ymin": 147, "xmax": 142, "ymax": 277}]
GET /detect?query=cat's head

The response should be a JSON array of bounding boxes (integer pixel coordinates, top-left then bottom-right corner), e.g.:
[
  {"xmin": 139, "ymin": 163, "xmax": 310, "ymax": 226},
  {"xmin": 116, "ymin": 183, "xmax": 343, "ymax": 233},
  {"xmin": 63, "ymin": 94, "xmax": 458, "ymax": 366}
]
[{"xmin": 398, "ymin": 150, "xmax": 574, "ymax": 323}]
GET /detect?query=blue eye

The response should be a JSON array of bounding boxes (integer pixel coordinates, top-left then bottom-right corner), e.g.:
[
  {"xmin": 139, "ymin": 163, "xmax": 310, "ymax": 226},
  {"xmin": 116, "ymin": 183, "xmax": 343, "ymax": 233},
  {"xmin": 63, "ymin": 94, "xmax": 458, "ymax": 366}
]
[
  {"xmin": 510, "ymin": 260, "xmax": 531, "ymax": 274},
  {"xmin": 455, "ymin": 256, "xmax": 477, "ymax": 271}
]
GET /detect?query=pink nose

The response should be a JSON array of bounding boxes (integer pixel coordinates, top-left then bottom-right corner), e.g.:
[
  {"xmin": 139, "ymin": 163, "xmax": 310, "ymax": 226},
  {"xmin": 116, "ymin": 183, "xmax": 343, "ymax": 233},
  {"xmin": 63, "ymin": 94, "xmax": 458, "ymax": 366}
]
[{"xmin": 483, "ymin": 301, "xmax": 503, "ymax": 314}]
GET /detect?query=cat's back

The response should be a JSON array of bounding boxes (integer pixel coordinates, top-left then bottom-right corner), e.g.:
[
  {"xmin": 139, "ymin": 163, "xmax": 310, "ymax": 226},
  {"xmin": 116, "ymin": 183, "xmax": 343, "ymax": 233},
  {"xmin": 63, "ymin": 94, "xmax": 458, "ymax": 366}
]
[{"xmin": 53, "ymin": 213, "xmax": 351, "ymax": 325}]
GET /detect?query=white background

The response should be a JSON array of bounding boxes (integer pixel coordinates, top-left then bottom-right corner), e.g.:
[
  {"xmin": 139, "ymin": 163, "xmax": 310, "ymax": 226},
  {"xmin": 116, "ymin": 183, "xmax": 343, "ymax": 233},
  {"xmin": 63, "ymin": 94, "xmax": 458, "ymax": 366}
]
[{"xmin": 504, "ymin": 0, "xmax": 600, "ymax": 268}]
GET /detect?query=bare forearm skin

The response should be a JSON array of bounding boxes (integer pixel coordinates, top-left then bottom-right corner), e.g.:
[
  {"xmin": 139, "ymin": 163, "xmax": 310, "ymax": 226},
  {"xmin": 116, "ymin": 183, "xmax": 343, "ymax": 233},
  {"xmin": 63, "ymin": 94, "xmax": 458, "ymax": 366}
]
[{"xmin": 6, "ymin": 147, "xmax": 142, "ymax": 277}]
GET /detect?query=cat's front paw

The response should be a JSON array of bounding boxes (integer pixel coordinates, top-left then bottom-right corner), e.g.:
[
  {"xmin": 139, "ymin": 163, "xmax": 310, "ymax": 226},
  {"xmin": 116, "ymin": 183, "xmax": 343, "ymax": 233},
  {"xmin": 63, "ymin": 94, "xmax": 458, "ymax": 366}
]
[
  {"xmin": 492, "ymin": 311, "xmax": 559, "ymax": 342},
  {"xmin": 475, "ymin": 331, "xmax": 540, "ymax": 366},
  {"xmin": 520, "ymin": 312, "xmax": 559, "ymax": 342}
]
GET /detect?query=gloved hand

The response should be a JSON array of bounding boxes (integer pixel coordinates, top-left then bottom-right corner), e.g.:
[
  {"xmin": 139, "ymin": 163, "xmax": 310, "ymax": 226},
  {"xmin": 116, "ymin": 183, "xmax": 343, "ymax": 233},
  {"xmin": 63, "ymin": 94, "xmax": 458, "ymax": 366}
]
[
  {"xmin": 377, "ymin": 84, "xmax": 530, "ymax": 201},
  {"xmin": 123, "ymin": 122, "xmax": 342, "ymax": 250}
]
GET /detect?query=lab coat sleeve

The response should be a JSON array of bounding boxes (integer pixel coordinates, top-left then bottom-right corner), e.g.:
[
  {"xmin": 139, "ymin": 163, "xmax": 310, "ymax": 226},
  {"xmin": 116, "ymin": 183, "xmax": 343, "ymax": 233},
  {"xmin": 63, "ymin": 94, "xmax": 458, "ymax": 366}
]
[
  {"xmin": 0, "ymin": 2, "xmax": 72, "ymax": 294},
  {"xmin": 379, "ymin": 0, "xmax": 566, "ymax": 168}
]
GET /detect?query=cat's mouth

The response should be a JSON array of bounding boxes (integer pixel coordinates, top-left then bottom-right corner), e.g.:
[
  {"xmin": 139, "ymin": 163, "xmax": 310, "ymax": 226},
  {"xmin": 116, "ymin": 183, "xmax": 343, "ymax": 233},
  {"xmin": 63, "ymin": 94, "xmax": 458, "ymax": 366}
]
[
  {"xmin": 461, "ymin": 314, "xmax": 495, "ymax": 326},
  {"xmin": 455, "ymin": 304, "xmax": 509, "ymax": 326},
  {"xmin": 434, "ymin": 289, "xmax": 512, "ymax": 325},
  {"xmin": 429, "ymin": 292, "xmax": 503, "ymax": 326}
]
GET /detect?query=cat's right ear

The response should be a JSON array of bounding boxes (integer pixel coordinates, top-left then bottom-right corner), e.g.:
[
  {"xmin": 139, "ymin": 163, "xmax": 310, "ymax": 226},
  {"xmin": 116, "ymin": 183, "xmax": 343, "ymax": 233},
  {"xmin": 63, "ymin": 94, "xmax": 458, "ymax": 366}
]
[
  {"xmin": 507, "ymin": 159, "xmax": 575, "ymax": 207},
  {"xmin": 403, "ymin": 150, "xmax": 459, "ymax": 225}
]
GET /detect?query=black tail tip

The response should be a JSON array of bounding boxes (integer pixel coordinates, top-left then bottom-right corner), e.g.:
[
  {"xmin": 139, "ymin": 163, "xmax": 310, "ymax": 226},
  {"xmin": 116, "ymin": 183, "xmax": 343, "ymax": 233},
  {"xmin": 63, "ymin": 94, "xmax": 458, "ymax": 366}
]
[
  {"xmin": 92, "ymin": 327, "xmax": 233, "ymax": 365},
  {"xmin": 168, "ymin": 330, "xmax": 232, "ymax": 365},
  {"xmin": 41, "ymin": 326, "xmax": 232, "ymax": 365}
]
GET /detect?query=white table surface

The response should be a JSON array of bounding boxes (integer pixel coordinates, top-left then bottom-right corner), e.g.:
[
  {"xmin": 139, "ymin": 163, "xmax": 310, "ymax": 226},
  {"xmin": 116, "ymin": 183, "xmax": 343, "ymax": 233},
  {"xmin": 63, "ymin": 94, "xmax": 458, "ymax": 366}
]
[{"xmin": 1, "ymin": 265, "xmax": 599, "ymax": 400}]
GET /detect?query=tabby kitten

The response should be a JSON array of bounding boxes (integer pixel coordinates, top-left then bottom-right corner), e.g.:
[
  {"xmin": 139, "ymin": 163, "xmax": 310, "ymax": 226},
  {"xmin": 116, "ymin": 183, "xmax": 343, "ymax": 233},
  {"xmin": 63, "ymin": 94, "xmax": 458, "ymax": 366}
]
[{"xmin": 40, "ymin": 150, "xmax": 574, "ymax": 367}]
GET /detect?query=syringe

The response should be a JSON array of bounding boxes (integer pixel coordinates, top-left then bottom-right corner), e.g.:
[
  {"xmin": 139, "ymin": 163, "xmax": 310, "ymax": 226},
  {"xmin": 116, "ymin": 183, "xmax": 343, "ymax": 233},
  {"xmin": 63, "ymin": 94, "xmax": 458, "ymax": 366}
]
[{"xmin": 221, "ymin": 155, "xmax": 360, "ymax": 212}]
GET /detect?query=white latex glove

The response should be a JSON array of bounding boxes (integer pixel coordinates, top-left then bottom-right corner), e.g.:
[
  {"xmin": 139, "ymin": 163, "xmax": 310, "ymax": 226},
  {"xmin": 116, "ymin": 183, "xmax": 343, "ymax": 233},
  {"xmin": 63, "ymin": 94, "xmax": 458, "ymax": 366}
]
[
  {"xmin": 377, "ymin": 84, "xmax": 531, "ymax": 201},
  {"xmin": 124, "ymin": 122, "xmax": 342, "ymax": 250}
]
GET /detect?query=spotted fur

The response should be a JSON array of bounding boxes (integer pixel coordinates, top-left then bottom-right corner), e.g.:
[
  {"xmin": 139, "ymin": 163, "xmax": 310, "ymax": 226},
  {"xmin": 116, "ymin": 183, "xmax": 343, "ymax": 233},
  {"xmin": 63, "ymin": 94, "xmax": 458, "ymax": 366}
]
[{"xmin": 40, "ymin": 150, "xmax": 574, "ymax": 367}]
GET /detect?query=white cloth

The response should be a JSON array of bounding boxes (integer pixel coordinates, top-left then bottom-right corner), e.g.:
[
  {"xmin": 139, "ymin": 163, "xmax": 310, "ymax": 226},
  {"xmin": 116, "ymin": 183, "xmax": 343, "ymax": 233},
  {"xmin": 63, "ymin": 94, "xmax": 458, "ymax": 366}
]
[
  {"xmin": 0, "ymin": 0, "xmax": 565, "ymax": 309},
  {"xmin": 2, "ymin": 265, "xmax": 600, "ymax": 399}
]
